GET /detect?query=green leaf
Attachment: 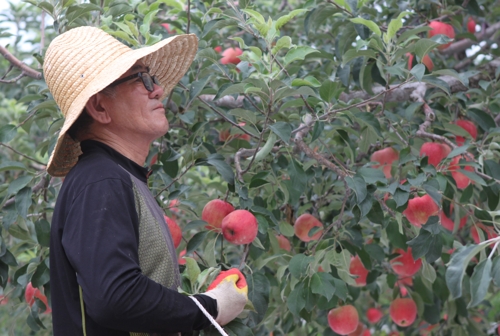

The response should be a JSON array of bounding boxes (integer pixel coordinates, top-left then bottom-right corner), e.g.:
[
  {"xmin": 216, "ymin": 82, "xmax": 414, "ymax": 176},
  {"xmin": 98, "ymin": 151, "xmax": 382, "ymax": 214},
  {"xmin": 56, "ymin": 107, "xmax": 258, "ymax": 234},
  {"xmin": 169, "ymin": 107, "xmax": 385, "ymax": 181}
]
[
  {"xmin": 7, "ymin": 175, "xmax": 32, "ymax": 196},
  {"xmin": 291, "ymin": 76, "xmax": 321, "ymax": 87},
  {"xmin": 242, "ymin": 9, "xmax": 265, "ymax": 24},
  {"xmin": 411, "ymin": 64, "xmax": 426, "ymax": 81},
  {"xmin": 269, "ymin": 122, "xmax": 292, "ymax": 145},
  {"xmin": 272, "ymin": 36, "xmax": 292, "ymax": 54},
  {"xmin": 35, "ymin": 219, "xmax": 51, "ymax": 247},
  {"xmin": 350, "ymin": 18, "xmax": 381, "ymax": 37},
  {"xmin": 414, "ymin": 39, "xmax": 440, "ymax": 60},
  {"xmin": 492, "ymin": 255, "xmax": 500, "ymax": 287},
  {"xmin": 422, "ymin": 76, "xmax": 450, "ymax": 95},
  {"xmin": 310, "ymin": 272, "xmax": 336, "ymax": 301},
  {"xmin": 189, "ymin": 77, "xmax": 211, "ymax": 103},
  {"xmin": 206, "ymin": 154, "xmax": 235, "ymax": 184},
  {"xmin": 31, "ymin": 261, "xmax": 50, "ymax": 287},
  {"xmin": 342, "ymin": 49, "xmax": 377, "ymax": 66},
  {"xmin": 0, "ymin": 124, "xmax": 17, "ymax": 143},
  {"xmin": 186, "ymin": 231, "xmax": 209, "ymax": 253},
  {"xmin": 346, "ymin": 175, "xmax": 367, "ymax": 203},
  {"xmin": 275, "ymin": 9, "xmax": 308, "ymax": 30},
  {"xmin": 184, "ymin": 257, "xmax": 201, "ymax": 284},
  {"xmin": 397, "ymin": 26, "xmax": 431, "ymax": 44},
  {"xmin": 446, "ymin": 244, "xmax": 484, "ymax": 299},
  {"xmin": 289, "ymin": 254, "xmax": 313, "ymax": 278},
  {"xmin": 468, "ymin": 258, "xmax": 492, "ymax": 307},
  {"xmin": 467, "ymin": 108, "xmax": 495, "ymax": 132},
  {"xmin": 385, "ymin": 11, "xmax": 411, "ymax": 42},
  {"xmin": 287, "ymin": 283, "xmax": 306, "ymax": 316},
  {"xmin": 284, "ymin": 47, "xmax": 320, "ymax": 65},
  {"xmin": 16, "ymin": 187, "xmax": 32, "ymax": 219}
]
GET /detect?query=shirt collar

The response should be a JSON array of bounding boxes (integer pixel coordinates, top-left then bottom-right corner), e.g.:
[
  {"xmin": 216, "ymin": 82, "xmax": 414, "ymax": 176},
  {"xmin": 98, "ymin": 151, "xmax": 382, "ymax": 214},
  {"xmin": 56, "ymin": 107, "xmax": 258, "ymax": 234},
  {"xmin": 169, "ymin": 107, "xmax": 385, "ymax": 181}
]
[{"xmin": 80, "ymin": 140, "xmax": 150, "ymax": 183}]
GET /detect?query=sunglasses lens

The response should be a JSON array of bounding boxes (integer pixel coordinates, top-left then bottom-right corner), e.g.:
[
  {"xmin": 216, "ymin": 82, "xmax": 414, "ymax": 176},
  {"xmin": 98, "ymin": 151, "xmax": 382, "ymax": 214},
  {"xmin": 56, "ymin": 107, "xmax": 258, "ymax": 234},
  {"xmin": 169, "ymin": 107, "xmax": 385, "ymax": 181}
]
[
  {"xmin": 140, "ymin": 73, "xmax": 154, "ymax": 92},
  {"xmin": 153, "ymin": 76, "xmax": 160, "ymax": 86}
]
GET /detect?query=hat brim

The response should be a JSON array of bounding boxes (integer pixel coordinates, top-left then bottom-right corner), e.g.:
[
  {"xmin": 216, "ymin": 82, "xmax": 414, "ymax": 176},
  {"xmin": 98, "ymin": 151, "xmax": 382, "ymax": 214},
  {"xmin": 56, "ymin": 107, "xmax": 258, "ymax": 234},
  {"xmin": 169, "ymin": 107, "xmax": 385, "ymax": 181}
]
[{"xmin": 46, "ymin": 34, "xmax": 198, "ymax": 177}]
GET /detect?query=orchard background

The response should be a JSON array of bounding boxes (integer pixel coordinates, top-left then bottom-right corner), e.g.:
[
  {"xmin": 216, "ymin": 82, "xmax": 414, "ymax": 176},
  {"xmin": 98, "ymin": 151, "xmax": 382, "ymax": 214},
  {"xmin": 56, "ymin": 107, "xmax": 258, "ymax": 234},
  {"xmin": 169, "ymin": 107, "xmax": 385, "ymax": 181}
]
[{"xmin": 1, "ymin": 0, "xmax": 500, "ymax": 335}]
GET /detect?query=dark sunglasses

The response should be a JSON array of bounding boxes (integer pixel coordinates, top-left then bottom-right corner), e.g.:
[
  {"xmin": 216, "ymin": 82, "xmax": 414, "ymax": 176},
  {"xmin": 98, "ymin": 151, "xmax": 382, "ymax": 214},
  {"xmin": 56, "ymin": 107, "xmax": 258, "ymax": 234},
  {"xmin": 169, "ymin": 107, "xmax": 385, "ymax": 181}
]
[{"xmin": 108, "ymin": 72, "xmax": 160, "ymax": 92}]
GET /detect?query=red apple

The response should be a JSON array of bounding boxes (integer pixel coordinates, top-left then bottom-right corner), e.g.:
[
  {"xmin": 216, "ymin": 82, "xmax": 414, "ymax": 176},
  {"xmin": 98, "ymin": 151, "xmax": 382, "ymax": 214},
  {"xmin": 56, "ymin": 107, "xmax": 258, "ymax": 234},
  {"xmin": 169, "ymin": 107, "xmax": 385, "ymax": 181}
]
[
  {"xmin": 449, "ymin": 155, "xmax": 473, "ymax": 189},
  {"xmin": 370, "ymin": 147, "xmax": 399, "ymax": 178},
  {"xmin": 390, "ymin": 248, "xmax": 422, "ymax": 277},
  {"xmin": 348, "ymin": 323, "xmax": 369, "ymax": 336},
  {"xmin": 161, "ymin": 23, "xmax": 177, "ymax": 34},
  {"xmin": 419, "ymin": 142, "xmax": 451, "ymax": 167},
  {"xmin": 439, "ymin": 205, "xmax": 467, "ymax": 232},
  {"xmin": 390, "ymin": 298, "xmax": 417, "ymax": 327},
  {"xmin": 220, "ymin": 47, "xmax": 243, "ymax": 65},
  {"xmin": 428, "ymin": 21, "xmax": 455, "ymax": 49},
  {"xmin": 366, "ymin": 307, "xmax": 383, "ymax": 324},
  {"xmin": 178, "ymin": 249, "xmax": 186, "ymax": 265},
  {"xmin": 294, "ymin": 214, "xmax": 323, "ymax": 242},
  {"xmin": 467, "ymin": 17, "xmax": 476, "ymax": 33},
  {"xmin": 25, "ymin": 282, "xmax": 51, "ymax": 313},
  {"xmin": 150, "ymin": 153, "xmax": 158, "ymax": 165},
  {"xmin": 168, "ymin": 199, "xmax": 181, "ymax": 215},
  {"xmin": 219, "ymin": 123, "xmax": 251, "ymax": 142},
  {"xmin": 328, "ymin": 305, "xmax": 359, "ymax": 335},
  {"xmin": 221, "ymin": 210, "xmax": 258, "ymax": 245},
  {"xmin": 349, "ymin": 255, "xmax": 369, "ymax": 286},
  {"xmin": 201, "ymin": 199, "xmax": 235, "ymax": 231},
  {"xmin": 403, "ymin": 194, "xmax": 439, "ymax": 227},
  {"xmin": 454, "ymin": 120, "xmax": 477, "ymax": 146},
  {"xmin": 214, "ymin": 46, "xmax": 222, "ymax": 53},
  {"xmin": 407, "ymin": 53, "xmax": 434, "ymax": 72},
  {"xmin": 276, "ymin": 234, "xmax": 291, "ymax": 251},
  {"xmin": 164, "ymin": 215, "xmax": 182, "ymax": 248},
  {"xmin": 471, "ymin": 223, "xmax": 498, "ymax": 244},
  {"xmin": 0, "ymin": 295, "xmax": 8, "ymax": 305}
]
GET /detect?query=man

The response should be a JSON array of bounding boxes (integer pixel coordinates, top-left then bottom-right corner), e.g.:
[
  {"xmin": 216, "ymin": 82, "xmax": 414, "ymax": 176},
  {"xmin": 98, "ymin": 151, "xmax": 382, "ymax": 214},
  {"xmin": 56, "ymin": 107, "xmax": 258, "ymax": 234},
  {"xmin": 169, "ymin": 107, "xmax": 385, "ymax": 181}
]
[{"xmin": 44, "ymin": 26, "xmax": 247, "ymax": 335}]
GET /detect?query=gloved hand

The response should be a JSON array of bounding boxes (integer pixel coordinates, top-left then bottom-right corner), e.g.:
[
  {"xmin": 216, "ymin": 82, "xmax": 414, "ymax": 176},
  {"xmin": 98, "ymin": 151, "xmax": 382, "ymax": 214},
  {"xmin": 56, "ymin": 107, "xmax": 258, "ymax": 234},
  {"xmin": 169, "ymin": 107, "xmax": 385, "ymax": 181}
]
[{"xmin": 202, "ymin": 268, "xmax": 248, "ymax": 326}]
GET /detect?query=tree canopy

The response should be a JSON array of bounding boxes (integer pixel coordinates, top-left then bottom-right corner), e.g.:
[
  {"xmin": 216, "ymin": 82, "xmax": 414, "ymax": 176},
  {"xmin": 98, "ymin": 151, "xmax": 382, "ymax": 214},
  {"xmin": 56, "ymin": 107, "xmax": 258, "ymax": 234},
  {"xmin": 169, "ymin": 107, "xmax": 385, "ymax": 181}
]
[{"xmin": 1, "ymin": 0, "xmax": 500, "ymax": 335}]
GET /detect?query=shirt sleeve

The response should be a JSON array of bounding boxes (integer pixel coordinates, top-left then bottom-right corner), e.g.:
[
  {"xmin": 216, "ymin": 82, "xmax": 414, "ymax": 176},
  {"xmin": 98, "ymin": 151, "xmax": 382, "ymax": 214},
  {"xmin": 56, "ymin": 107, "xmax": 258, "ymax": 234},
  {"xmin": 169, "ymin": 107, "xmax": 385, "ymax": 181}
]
[{"xmin": 62, "ymin": 177, "xmax": 217, "ymax": 333}]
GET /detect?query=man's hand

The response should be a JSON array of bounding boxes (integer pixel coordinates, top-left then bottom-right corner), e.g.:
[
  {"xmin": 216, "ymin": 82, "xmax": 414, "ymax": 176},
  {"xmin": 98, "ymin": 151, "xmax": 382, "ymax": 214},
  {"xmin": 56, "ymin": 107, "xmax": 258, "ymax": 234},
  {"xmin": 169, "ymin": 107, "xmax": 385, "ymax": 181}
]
[{"xmin": 202, "ymin": 268, "xmax": 248, "ymax": 326}]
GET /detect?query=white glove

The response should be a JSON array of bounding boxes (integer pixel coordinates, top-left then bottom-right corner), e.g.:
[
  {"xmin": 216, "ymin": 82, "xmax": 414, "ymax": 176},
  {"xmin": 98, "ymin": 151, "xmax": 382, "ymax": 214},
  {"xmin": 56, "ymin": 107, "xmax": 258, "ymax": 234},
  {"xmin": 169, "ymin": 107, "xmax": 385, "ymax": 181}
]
[{"xmin": 202, "ymin": 268, "xmax": 248, "ymax": 326}]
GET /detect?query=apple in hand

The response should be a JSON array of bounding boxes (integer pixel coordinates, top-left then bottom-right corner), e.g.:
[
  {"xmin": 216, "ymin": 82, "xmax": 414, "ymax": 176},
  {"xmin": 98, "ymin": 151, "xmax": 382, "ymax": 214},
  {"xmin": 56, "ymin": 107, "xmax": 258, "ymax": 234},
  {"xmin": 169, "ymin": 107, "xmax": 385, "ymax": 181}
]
[
  {"xmin": 419, "ymin": 142, "xmax": 451, "ymax": 167},
  {"xmin": 402, "ymin": 194, "xmax": 439, "ymax": 227},
  {"xmin": 221, "ymin": 209, "xmax": 258, "ymax": 245},
  {"xmin": 390, "ymin": 247, "xmax": 422, "ymax": 277},
  {"xmin": 390, "ymin": 298, "xmax": 417, "ymax": 327},
  {"xmin": 294, "ymin": 214, "xmax": 323, "ymax": 242},
  {"xmin": 164, "ymin": 215, "xmax": 182, "ymax": 248},
  {"xmin": 328, "ymin": 305, "xmax": 359, "ymax": 335},
  {"xmin": 428, "ymin": 21, "xmax": 455, "ymax": 49},
  {"xmin": 202, "ymin": 199, "xmax": 235, "ymax": 231},
  {"xmin": 25, "ymin": 282, "xmax": 51, "ymax": 314},
  {"xmin": 370, "ymin": 147, "xmax": 399, "ymax": 178}
]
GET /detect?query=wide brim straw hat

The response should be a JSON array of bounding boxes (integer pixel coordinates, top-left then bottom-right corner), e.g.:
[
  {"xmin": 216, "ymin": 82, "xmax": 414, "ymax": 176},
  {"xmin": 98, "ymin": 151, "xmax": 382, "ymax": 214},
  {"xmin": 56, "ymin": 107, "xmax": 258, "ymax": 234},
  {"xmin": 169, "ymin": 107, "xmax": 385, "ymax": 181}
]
[{"xmin": 43, "ymin": 26, "xmax": 198, "ymax": 177}]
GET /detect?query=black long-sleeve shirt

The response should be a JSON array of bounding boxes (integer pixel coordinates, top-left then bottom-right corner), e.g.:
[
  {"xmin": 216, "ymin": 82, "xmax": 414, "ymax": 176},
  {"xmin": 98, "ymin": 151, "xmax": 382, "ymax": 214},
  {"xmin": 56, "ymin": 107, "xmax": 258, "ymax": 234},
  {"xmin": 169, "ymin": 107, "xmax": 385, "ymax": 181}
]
[{"xmin": 50, "ymin": 140, "xmax": 216, "ymax": 335}]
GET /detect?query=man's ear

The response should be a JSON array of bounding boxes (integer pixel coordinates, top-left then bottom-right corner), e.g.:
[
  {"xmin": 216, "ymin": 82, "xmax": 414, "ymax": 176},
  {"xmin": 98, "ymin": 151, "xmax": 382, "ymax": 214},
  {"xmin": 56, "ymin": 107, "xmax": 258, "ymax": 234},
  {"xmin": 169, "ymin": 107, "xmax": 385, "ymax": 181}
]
[{"xmin": 85, "ymin": 93, "xmax": 111, "ymax": 124}]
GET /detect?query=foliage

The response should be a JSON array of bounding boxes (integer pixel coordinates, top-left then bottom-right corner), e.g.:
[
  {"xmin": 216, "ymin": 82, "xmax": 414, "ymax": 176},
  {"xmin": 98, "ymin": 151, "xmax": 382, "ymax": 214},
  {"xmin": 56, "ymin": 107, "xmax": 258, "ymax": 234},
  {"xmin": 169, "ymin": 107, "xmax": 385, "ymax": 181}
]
[{"xmin": 1, "ymin": 0, "xmax": 500, "ymax": 335}]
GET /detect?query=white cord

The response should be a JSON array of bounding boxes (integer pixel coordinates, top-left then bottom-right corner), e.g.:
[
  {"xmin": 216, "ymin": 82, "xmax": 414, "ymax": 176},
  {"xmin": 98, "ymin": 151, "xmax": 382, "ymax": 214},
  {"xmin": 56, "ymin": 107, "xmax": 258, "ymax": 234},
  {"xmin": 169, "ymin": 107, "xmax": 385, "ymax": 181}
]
[{"xmin": 189, "ymin": 296, "xmax": 229, "ymax": 336}]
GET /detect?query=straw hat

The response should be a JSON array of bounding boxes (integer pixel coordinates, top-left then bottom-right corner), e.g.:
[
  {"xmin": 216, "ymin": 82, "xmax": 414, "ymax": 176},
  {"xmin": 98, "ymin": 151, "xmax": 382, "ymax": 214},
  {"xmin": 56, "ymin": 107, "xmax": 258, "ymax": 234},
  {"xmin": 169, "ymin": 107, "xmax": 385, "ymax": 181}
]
[{"xmin": 43, "ymin": 26, "xmax": 198, "ymax": 177}]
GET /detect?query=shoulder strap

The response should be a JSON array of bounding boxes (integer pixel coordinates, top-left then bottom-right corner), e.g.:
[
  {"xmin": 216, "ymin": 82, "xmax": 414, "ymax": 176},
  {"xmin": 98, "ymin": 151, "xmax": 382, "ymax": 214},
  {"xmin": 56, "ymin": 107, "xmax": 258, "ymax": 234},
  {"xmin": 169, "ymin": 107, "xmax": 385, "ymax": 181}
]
[{"xmin": 79, "ymin": 285, "xmax": 87, "ymax": 336}]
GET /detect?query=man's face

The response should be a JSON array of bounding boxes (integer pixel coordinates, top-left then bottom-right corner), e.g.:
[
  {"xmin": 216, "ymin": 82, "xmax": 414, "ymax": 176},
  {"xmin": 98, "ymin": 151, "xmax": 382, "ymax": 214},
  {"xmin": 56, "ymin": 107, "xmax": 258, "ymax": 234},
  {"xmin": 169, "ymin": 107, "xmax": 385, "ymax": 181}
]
[{"xmin": 100, "ymin": 61, "xmax": 169, "ymax": 144}]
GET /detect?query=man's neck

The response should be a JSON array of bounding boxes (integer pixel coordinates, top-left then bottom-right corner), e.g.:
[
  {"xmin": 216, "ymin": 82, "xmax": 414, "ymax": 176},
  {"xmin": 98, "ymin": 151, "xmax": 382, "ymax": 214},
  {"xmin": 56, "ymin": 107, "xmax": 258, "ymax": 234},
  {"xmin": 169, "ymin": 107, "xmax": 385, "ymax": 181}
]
[{"xmin": 82, "ymin": 131, "xmax": 151, "ymax": 166}]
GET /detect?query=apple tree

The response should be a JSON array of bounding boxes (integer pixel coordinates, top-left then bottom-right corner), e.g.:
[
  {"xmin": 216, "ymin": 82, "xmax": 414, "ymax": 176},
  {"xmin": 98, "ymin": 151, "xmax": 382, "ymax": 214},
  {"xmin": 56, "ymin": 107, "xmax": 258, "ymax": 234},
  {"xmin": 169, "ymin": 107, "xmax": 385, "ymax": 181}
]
[{"xmin": 1, "ymin": 0, "xmax": 500, "ymax": 335}]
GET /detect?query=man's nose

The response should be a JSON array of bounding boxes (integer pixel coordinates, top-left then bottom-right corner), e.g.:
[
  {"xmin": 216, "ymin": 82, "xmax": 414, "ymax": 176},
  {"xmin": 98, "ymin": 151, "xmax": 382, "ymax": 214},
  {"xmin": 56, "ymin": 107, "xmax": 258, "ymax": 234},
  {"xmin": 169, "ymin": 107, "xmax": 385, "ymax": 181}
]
[{"xmin": 149, "ymin": 82, "xmax": 164, "ymax": 99}]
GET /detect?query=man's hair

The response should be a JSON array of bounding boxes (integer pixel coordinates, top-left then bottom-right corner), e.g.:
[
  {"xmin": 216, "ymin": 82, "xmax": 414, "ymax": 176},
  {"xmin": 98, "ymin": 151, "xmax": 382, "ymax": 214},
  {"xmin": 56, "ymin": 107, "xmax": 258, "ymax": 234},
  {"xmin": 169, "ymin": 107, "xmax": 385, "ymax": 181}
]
[{"xmin": 66, "ymin": 86, "xmax": 116, "ymax": 141}]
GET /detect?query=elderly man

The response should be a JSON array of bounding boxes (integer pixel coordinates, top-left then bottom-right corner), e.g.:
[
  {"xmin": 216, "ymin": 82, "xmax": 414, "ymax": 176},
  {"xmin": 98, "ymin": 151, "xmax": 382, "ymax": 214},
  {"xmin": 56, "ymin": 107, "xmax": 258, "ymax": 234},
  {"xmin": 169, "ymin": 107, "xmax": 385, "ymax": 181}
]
[{"xmin": 44, "ymin": 26, "xmax": 247, "ymax": 335}]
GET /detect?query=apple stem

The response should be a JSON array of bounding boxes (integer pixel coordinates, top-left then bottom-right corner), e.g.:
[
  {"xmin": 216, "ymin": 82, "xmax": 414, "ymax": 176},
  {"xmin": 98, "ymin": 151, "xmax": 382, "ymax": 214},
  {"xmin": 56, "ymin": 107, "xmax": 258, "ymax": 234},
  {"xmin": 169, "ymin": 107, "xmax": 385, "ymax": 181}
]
[{"xmin": 238, "ymin": 244, "xmax": 250, "ymax": 270}]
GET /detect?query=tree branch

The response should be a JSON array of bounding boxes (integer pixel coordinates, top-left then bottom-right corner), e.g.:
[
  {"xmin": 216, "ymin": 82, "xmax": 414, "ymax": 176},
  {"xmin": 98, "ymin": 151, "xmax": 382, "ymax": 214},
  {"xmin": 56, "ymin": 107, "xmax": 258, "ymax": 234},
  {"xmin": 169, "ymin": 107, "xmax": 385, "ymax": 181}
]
[{"xmin": 0, "ymin": 45, "xmax": 42, "ymax": 80}]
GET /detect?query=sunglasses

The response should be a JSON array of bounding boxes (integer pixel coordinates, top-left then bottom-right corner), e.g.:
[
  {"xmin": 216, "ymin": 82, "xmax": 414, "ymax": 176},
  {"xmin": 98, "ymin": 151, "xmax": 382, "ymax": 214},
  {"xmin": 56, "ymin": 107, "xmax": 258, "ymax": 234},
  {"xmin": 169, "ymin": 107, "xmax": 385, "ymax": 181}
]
[{"xmin": 108, "ymin": 72, "xmax": 160, "ymax": 92}]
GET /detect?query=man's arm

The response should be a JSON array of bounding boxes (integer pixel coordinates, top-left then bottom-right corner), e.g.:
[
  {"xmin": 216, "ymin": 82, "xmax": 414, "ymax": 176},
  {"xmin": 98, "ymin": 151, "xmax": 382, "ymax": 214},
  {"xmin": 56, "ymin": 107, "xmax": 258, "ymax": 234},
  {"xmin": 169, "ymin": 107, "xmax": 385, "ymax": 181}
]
[{"xmin": 62, "ymin": 178, "xmax": 216, "ymax": 333}]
